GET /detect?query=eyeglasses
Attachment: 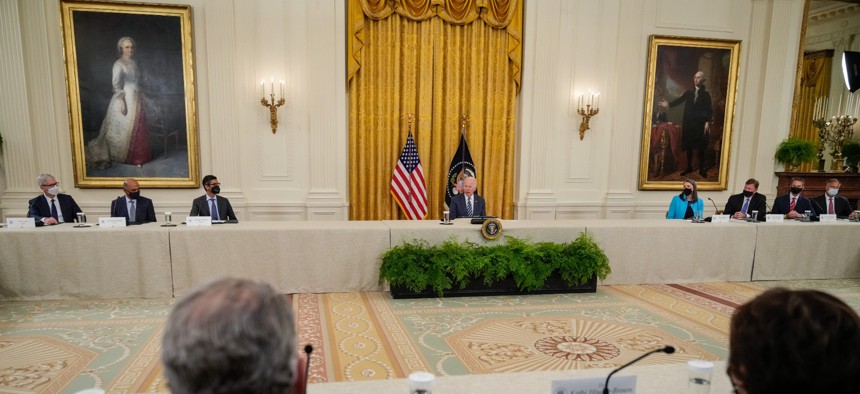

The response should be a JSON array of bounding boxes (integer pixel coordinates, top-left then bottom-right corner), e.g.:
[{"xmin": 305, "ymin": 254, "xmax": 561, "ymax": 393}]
[{"xmin": 42, "ymin": 182, "xmax": 59, "ymax": 187}]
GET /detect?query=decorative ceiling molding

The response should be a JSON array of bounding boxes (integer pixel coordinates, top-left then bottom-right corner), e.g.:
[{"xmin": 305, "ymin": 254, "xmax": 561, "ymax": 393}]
[{"xmin": 809, "ymin": 1, "xmax": 860, "ymax": 23}]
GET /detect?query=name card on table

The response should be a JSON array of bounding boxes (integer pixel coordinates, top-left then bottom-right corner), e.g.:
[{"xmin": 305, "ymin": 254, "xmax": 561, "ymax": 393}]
[
  {"xmin": 551, "ymin": 375, "xmax": 636, "ymax": 394},
  {"xmin": 711, "ymin": 215, "xmax": 730, "ymax": 223},
  {"xmin": 99, "ymin": 217, "xmax": 127, "ymax": 228},
  {"xmin": 818, "ymin": 214, "xmax": 837, "ymax": 222},
  {"xmin": 765, "ymin": 214, "xmax": 784, "ymax": 223},
  {"xmin": 7, "ymin": 218, "xmax": 36, "ymax": 228},
  {"xmin": 186, "ymin": 216, "xmax": 212, "ymax": 227}
]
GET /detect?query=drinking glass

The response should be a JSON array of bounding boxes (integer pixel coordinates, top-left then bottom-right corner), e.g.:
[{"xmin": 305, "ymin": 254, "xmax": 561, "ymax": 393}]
[
  {"xmin": 803, "ymin": 210, "xmax": 812, "ymax": 221},
  {"xmin": 751, "ymin": 210, "xmax": 759, "ymax": 222},
  {"xmin": 442, "ymin": 211, "xmax": 450, "ymax": 223},
  {"xmin": 76, "ymin": 212, "xmax": 86, "ymax": 225},
  {"xmin": 165, "ymin": 212, "xmax": 173, "ymax": 224}
]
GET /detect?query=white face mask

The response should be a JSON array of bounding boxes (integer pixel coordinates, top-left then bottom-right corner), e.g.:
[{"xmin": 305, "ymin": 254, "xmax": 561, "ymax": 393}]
[
  {"xmin": 827, "ymin": 188, "xmax": 839, "ymax": 197},
  {"xmin": 47, "ymin": 185, "xmax": 60, "ymax": 196}
]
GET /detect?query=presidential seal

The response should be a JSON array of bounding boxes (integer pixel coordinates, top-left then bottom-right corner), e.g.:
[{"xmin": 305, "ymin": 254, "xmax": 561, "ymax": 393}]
[{"xmin": 480, "ymin": 217, "xmax": 503, "ymax": 240}]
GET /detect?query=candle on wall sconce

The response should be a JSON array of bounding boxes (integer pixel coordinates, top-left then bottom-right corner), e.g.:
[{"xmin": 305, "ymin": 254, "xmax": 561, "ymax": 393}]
[
  {"xmin": 576, "ymin": 90, "xmax": 601, "ymax": 140},
  {"xmin": 260, "ymin": 76, "xmax": 286, "ymax": 134}
]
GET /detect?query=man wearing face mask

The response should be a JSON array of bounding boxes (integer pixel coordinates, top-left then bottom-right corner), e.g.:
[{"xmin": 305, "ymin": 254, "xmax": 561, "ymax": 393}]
[
  {"xmin": 110, "ymin": 178, "xmax": 156, "ymax": 224},
  {"xmin": 771, "ymin": 177, "xmax": 816, "ymax": 219},
  {"xmin": 723, "ymin": 178, "xmax": 767, "ymax": 221},
  {"xmin": 27, "ymin": 173, "xmax": 82, "ymax": 226},
  {"xmin": 190, "ymin": 174, "xmax": 237, "ymax": 222},
  {"xmin": 811, "ymin": 178, "xmax": 857, "ymax": 219}
]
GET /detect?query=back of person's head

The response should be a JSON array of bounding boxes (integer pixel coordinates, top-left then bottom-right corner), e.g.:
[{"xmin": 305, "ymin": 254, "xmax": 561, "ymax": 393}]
[
  {"xmin": 162, "ymin": 277, "xmax": 297, "ymax": 394},
  {"xmin": 728, "ymin": 288, "xmax": 860, "ymax": 394}
]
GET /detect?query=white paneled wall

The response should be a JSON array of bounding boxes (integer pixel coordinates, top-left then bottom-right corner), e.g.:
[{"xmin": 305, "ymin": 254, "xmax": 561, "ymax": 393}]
[{"xmin": 0, "ymin": 0, "xmax": 806, "ymax": 221}]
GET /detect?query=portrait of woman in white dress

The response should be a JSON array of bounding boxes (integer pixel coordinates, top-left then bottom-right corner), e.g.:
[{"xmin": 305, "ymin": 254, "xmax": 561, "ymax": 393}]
[{"xmin": 86, "ymin": 36, "xmax": 153, "ymax": 169}]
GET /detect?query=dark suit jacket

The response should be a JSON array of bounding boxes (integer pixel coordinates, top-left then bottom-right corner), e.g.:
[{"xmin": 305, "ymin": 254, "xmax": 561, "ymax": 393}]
[
  {"xmin": 723, "ymin": 193, "xmax": 767, "ymax": 221},
  {"xmin": 190, "ymin": 195, "xmax": 237, "ymax": 221},
  {"xmin": 449, "ymin": 193, "xmax": 486, "ymax": 219},
  {"xmin": 811, "ymin": 195, "xmax": 853, "ymax": 217},
  {"xmin": 28, "ymin": 194, "xmax": 82, "ymax": 224},
  {"xmin": 110, "ymin": 195, "xmax": 157, "ymax": 223},
  {"xmin": 771, "ymin": 194, "xmax": 816, "ymax": 218}
]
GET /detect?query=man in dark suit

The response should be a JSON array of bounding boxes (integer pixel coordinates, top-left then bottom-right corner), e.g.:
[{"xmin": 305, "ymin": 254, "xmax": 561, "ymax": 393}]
[
  {"xmin": 110, "ymin": 178, "xmax": 157, "ymax": 224},
  {"xmin": 190, "ymin": 174, "xmax": 237, "ymax": 221},
  {"xmin": 771, "ymin": 177, "xmax": 816, "ymax": 219},
  {"xmin": 811, "ymin": 178, "xmax": 857, "ymax": 219},
  {"xmin": 27, "ymin": 173, "xmax": 82, "ymax": 225},
  {"xmin": 724, "ymin": 178, "xmax": 767, "ymax": 221},
  {"xmin": 448, "ymin": 176, "xmax": 486, "ymax": 219}
]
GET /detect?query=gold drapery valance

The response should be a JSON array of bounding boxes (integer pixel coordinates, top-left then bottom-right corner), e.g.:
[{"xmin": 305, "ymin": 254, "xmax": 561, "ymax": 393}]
[{"xmin": 348, "ymin": 0, "xmax": 522, "ymax": 90}]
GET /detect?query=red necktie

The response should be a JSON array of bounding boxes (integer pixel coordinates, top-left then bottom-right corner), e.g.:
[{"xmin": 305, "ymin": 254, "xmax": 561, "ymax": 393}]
[
  {"xmin": 789, "ymin": 196, "xmax": 796, "ymax": 212},
  {"xmin": 829, "ymin": 197, "xmax": 835, "ymax": 214}
]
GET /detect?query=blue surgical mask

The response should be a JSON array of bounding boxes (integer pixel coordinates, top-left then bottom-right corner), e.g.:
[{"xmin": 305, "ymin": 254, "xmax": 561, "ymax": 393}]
[{"xmin": 827, "ymin": 188, "xmax": 839, "ymax": 197}]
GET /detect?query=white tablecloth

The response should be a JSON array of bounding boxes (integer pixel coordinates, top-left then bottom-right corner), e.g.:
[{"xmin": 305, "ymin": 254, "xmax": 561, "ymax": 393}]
[
  {"xmin": 752, "ymin": 220, "xmax": 860, "ymax": 280},
  {"xmin": 169, "ymin": 221, "xmax": 391, "ymax": 296},
  {"xmin": 309, "ymin": 360, "xmax": 733, "ymax": 394},
  {"xmin": 0, "ymin": 223, "xmax": 172, "ymax": 300}
]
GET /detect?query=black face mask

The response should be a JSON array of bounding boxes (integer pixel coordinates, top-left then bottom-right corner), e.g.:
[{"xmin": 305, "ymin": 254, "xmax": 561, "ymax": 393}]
[
  {"xmin": 211, "ymin": 185, "xmax": 221, "ymax": 195},
  {"xmin": 790, "ymin": 187, "xmax": 803, "ymax": 195},
  {"xmin": 742, "ymin": 190, "xmax": 754, "ymax": 197},
  {"xmin": 682, "ymin": 188, "xmax": 693, "ymax": 196},
  {"xmin": 128, "ymin": 191, "xmax": 140, "ymax": 199}
]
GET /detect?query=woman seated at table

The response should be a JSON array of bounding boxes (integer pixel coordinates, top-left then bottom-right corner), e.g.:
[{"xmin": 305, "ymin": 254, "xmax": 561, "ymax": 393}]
[{"xmin": 666, "ymin": 178, "xmax": 703, "ymax": 219}]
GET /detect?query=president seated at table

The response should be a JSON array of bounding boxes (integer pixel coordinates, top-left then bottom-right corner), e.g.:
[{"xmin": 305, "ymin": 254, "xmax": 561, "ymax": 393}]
[{"xmin": 449, "ymin": 176, "xmax": 486, "ymax": 219}]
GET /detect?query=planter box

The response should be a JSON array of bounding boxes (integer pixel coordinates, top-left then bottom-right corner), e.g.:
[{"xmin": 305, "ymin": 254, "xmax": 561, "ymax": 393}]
[{"xmin": 389, "ymin": 274, "xmax": 597, "ymax": 299}]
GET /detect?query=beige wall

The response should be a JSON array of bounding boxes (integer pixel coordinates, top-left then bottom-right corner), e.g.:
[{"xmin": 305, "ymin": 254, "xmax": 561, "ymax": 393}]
[{"xmin": 0, "ymin": 0, "xmax": 808, "ymax": 221}]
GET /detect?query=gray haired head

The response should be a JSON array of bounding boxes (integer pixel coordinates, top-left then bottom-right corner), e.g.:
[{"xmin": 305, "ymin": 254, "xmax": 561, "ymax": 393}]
[
  {"xmin": 162, "ymin": 277, "xmax": 297, "ymax": 394},
  {"xmin": 36, "ymin": 173, "xmax": 55, "ymax": 186}
]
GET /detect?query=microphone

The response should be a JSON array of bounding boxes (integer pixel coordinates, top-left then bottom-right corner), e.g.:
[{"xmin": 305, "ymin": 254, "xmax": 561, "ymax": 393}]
[
  {"xmin": 603, "ymin": 345, "xmax": 675, "ymax": 394},
  {"xmin": 303, "ymin": 344, "xmax": 313, "ymax": 392},
  {"xmin": 811, "ymin": 198, "xmax": 825, "ymax": 216},
  {"xmin": 707, "ymin": 197, "xmax": 720, "ymax": 214}
]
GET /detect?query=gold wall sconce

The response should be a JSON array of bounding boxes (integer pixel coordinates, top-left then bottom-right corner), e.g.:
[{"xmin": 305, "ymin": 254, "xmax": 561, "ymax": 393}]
[
  {"xmin": 260, "ymin": 77, "xmax": 285, "ymax": 134},
  {"xmin": 576, "ymin": 91, "xmax": 600, "ymax": 140}
]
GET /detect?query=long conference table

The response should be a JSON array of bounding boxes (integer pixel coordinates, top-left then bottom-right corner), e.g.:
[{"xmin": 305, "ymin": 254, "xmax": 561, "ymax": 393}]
[{"xmin": 1, "ymin": 219, "xmax": 858, "ymax": 300}]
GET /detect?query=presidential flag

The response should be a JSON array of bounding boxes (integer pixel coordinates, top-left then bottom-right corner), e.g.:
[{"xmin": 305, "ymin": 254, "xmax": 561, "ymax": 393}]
[
  {"xmin": 390, "ymin": 130, "xmax": 428, "ymax": 220},
  {"xmin": 445, "ymin": 129, "xmax": 476, "ymax": 208}
]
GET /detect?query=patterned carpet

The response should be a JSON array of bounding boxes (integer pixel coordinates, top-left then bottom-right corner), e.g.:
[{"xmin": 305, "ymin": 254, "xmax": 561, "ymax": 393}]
[{"xmin": 1, "ymin": 279, "xmax": 859, "ymax": 393}]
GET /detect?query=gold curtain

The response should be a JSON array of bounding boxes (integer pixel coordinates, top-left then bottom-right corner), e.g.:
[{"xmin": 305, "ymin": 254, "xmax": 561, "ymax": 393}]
[
  {"xmin": 790, "ymin": 50, "xmax": 832, "ymax": 172},
  {"xmin": 348, "ymin": 0, "xmax": 522, "ymax": 220}
]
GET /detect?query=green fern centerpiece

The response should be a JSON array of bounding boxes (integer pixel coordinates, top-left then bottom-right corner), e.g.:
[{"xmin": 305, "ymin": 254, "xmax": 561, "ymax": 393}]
[{"xmin": 379, "ymin": 233, "xmax": 611, "ymax": 298}]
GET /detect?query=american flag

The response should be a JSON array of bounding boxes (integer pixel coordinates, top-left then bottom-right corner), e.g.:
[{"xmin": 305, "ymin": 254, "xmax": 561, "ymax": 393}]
[{"xmin": 390, "ymin": 130, "xmax": 428, "ymax": 220}]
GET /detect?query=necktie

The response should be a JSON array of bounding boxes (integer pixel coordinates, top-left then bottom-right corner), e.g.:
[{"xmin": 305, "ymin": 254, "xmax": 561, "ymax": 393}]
[
  {"xmin": 209, "ymin": 198, "xmax": 219, "ymax": 220},
  {"xmin": 129, "ymin": 200, "xmax": 136, "ymax": 223},
  {"xmin": 466, "ymin": 197, "xmax": 473, "ymax": 217},
  {"xmin": 789, "ymin": 196, "xmax": 797, "ymax": 212},
  {"xmin": 50, "ymin": 199, "xmax": 59, "ymax": 221},
  {"xmin": 829, "ymin": 197, "xmax": 835, "ymax": 214},
  {"xmin": 741, "ymin": 197, "xmax": 750, "ymax": 214}
]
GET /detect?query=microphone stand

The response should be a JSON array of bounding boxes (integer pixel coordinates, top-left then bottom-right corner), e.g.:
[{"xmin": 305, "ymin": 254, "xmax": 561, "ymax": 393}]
[
  {"xmin": 303, "ymin": 344, "xmax": 313, "ymax": 393},
  {"xmin": 603, "ymin": 345, "xmax": 675, "ymax": 394}
]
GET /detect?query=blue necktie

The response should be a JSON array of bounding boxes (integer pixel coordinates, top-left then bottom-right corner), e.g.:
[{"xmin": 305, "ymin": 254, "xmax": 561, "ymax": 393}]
[
  {"xmin": 209, "ymin": 198, "xmax": 219, "ymax": 220},
  {"xmin": 50, "ymin": 199, "xmax": 59, "ymax": 221},
  {"xmin": 740, "ymin": 197, "xmax": 749, "ymax": 214},
  {"xmin": 466, "ymin": 197, "xmax": 473, "ymax": 217}
]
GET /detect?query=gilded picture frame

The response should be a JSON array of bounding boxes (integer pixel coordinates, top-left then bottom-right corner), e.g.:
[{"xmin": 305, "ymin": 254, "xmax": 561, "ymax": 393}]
[
  {"xmin": 639, "ymin": 35, "xmax": 740, "ymax": 191},
  {"xmin": 60, "ymin": 0, "xmax": 199, "ymax": 188}
]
